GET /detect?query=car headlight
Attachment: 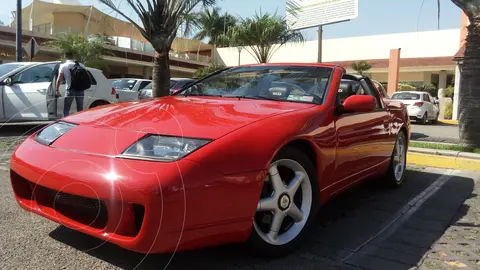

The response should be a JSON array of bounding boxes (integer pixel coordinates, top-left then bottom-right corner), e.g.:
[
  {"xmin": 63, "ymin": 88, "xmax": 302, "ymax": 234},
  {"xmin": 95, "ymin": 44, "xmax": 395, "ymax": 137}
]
[
  {"xmin": 35, "ymin": 121, "xmax": 77, "ymax": 145},
  {"xmin": 120, "ymin": 135, "xmax": 211, "ymax": 162}
]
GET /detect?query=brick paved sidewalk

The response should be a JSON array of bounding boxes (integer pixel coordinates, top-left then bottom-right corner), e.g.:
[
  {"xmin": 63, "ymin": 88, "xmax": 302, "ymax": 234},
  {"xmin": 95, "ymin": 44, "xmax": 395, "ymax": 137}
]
[{"xmin": 418, "ymin": 173, "xmax": 480, "ymax": 269}]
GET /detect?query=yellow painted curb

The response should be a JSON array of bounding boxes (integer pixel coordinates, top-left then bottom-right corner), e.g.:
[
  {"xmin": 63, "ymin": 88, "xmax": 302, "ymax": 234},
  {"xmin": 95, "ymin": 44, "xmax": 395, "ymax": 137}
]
[
  {"xmin": 408, "ymin": 152, "xmax": 480, "ymax": 172},
  {"xmin": 438, "ymin": 119, "xmax": 458, "ymax": 125}
]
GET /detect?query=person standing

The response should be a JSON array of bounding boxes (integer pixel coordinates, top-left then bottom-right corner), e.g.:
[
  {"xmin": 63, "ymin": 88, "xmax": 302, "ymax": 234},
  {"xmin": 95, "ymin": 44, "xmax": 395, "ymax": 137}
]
[{"xmin": 55, "ymin": 51, "xmax": 91, "ymax": 117}]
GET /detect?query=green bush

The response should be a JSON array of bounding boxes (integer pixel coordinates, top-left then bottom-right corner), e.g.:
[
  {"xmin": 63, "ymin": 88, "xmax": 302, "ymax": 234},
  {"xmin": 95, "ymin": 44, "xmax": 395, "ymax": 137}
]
[
  {"xmin": 415, "ymin": 84, "xmax": 437, "ymax": 97},
  {"xmin": 444, "ymin": 103, "xmax": 453, "ymax": 120},
  {"xmin": 443, "ymin": 86, "xmax": 454, "ymax": 98},
  {"xmin": 398, "ymin": 83, "xmax": 416, "ymax": 91}
]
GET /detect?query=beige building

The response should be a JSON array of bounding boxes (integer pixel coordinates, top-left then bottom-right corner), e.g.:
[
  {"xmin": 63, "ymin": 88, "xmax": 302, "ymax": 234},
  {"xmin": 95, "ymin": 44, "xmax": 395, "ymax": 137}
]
[{"xmin": 3, "ymin": 0, "xmax": 213, "ymax": 78}]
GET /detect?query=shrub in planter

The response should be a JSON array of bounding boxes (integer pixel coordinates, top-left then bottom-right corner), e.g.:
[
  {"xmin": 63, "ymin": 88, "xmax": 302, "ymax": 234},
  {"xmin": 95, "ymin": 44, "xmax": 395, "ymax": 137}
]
[
  {"xmin": 444, "ymin": 102, "xmax": 453, "ymax": 120},
  {"xmin": 443, "ymin": 86, "xmax": 454, "ymax": 98},
  {"xmin": 398, "ymin": 83, "xmax": 416, "ymax": 91}
]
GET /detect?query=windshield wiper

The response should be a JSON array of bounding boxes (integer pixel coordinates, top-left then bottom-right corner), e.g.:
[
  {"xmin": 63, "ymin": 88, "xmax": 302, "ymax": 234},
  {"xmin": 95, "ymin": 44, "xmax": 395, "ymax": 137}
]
[
  {"xmin": 223, "ymin": 95, "xmax": 278, "ymax": 101},
  {"xmin": 183, "ymin": 93, "xmax": 223, "ymax": 97}
]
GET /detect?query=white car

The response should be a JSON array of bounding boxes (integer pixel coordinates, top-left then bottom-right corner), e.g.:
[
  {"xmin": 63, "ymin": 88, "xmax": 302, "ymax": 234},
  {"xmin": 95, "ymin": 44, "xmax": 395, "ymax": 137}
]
[
  {"xmin": 0, "ymin": 61, "xmax": 118, "ymax": 122},
  {"xmin": 138, "ymin": 78, "xmax": 196, "ymax": 100},
  {"xmin": 391, "ymin": 91, "xmax": 439, "ymax": 124},
  {"xmin": 109, "ymin": 78, "xmax": 151, "ymax": 102}
]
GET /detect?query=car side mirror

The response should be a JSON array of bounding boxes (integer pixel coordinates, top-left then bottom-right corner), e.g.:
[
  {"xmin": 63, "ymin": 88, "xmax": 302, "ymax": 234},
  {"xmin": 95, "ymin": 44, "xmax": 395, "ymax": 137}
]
[
  {"xmin": 4, "ymin": 77, "xmax": 13, "ymax": 86},
  {"xmin": 340, "ymin": 95, "xmax": 377, "ymax": 114}
]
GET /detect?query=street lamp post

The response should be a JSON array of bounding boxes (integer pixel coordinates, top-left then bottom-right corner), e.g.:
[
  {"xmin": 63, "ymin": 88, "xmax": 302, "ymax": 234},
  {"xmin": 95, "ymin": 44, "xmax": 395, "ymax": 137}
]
[
  {"xmin": 16, "ymin": 0, "xmax": 22, "ymax": 62},
  {"xmin": 237, "ymin": 47, "xmax": 242, "ymax": 66}
]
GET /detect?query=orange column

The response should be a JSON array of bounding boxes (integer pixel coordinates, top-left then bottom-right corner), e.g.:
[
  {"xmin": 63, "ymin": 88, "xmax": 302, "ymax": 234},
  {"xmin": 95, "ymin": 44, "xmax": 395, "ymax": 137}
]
[
  {"xmin": 460, "ymin": 12, "xmax": 469, "ymax": 47},
  {"xmin": 387, "ymin": 48, "xmax": 401, "ymax": 95}
]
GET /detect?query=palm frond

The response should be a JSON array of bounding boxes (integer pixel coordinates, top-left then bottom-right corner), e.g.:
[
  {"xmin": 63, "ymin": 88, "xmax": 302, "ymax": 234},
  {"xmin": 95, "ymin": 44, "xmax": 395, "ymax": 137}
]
[
  {"xmin": 99, "ymin": 0, "xmax": 217, "ymax": 51},
  {"xmin": 223, "ymin": 10, "xmax": 304, "ymax": 63},
  {"xmin": 451, "ymin": 0, "xmax": 480, "ymax": 18}
]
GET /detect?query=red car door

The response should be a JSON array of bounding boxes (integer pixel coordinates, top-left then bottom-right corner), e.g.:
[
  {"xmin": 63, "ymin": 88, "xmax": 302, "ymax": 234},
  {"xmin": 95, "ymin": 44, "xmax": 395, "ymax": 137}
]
[{"xmin": 332, "ymin": 77, "xmax": 392, "ymax": 190}]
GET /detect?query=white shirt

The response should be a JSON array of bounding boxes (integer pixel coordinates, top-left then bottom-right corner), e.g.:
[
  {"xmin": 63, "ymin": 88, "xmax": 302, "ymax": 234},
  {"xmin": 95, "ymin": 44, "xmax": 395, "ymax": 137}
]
[{"xmin": 58, "ymin": 59, "xmax": 85, "ymax": 90}]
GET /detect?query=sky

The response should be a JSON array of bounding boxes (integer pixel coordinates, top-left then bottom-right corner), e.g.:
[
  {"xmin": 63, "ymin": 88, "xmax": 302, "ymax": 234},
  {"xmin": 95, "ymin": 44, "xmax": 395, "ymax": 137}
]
[{"xmin": 1, "ymin": 0, "xmax": 462, "ymax": 41}]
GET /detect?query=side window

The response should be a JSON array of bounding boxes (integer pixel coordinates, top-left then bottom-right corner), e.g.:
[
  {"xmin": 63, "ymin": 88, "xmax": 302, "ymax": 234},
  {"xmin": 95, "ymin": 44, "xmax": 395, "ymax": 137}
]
[
  {"xmin": 361, "ymin": 79, "xmax": 382, "ymax": 109},
  {"xmin": 373, "ymin": 81, "xmax": 387, "ymax": 98},
  {"xmin": 138, "ymin": 81, "xmax": 150, "ymax": 90},
  {"xmin": 423, "ymin": 94, "xmax": 431, "ymax": 102},
  {"xmin": 13, "ymin": 63, "xmax": 56, "ymax": 84}
]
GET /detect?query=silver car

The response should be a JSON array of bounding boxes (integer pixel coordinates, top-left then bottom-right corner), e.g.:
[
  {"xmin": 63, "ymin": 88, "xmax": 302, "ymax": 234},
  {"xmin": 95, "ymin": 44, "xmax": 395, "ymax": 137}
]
[
  {"xmin": 138, "ymin": 78, "xmax": 196, "ymax": 100},
  {"xmin": 0, "ymin": 62, "xmax": 118, "ymax": 122},
  {"xmin": 109, "ymin": 78, "xmax": 151, "ymax": 102}
]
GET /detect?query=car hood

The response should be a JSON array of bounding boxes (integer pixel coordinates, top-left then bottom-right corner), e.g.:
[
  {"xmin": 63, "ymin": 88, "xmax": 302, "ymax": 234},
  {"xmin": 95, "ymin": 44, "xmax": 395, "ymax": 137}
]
[{"xmin": 54, "ymin": 96, "xmax": 315, "ymax": 155}]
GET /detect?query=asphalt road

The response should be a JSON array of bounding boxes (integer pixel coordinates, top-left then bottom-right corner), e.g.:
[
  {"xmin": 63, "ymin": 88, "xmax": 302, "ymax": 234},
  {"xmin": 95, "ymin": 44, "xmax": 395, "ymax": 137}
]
[
  {"xmin": 410, "ymin": 123, "xmax": 460, "ymax": 144},
  {"xmin": 1, "ymin": 154, "xmax": 478, "ymax": 270}
]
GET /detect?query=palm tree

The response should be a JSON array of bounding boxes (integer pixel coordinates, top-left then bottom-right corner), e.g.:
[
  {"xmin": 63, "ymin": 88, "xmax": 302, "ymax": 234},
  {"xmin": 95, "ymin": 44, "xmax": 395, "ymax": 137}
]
[
  {"xmin": 45, "ymin": 33, "xmax": 110, "ymax": 68},
  {"xmin": 193, "ymin": 7, "xmax": 237, "ymax": 46},
  {"xmin": 352, "ymin": 61, "xmax": 372, "ymax": 75},
  {"xmin": 439, "ymin": 0, "xmax": 480, "ymax": 147},
  {"xmin": 99, "ymin": 0, "xmax": 216, "ymax": 98},
  {"xmin": 220, "ymin": 11, "xmax": 304, "ymax": 63}
]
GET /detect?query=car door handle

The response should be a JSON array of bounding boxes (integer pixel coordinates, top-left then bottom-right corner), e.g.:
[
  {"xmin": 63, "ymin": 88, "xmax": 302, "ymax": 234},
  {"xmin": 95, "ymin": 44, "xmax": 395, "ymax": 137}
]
[{"xmin": 37, "ymin": 89, "xmax": 47, "ymax": 93}]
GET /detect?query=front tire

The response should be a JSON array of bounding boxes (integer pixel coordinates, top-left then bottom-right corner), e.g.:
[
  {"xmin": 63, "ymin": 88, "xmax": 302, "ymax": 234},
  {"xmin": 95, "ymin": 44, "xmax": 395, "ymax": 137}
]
[
  {"xmin": 247, "ymin": 147, "xmax": 319, "ymax": 257},
  {"xmin": 384, "ymin": 132, "xmax": 407, "ymax": 188}
]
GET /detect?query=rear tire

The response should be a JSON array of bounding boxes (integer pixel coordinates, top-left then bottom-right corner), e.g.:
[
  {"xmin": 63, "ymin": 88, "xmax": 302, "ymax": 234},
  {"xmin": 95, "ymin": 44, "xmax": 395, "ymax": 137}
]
[
  {"xmin": 384, "ymin": 131, "xmax": 407, "ymax": 188},
  {"xmin": 247, "ymin": 146, "xmax": 320, "ymax": 257},
  {"xmin": 431, "ymin": 113, "xmax": 439, "ymax": 125},
  {"xmin": 418, "ymin": 113, "xmax": 427, "ymax": 125}
]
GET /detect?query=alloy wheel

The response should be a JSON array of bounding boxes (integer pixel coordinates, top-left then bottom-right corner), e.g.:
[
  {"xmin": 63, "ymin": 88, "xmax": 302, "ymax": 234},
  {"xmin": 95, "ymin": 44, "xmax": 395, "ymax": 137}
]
[
  {"xmin": 392, "ymin": 134, "xmax": 406, "ymax": 182},
  {"xmin": 253, "ymin": 159, "xmax": 313, "ymax": 246}
]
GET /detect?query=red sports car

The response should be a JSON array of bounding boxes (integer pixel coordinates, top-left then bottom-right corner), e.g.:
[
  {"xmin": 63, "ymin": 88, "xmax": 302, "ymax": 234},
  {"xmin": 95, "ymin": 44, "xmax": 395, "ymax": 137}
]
[{"xmin": 10, "ymin": 64, "xmax": 410, "ymax": 257}]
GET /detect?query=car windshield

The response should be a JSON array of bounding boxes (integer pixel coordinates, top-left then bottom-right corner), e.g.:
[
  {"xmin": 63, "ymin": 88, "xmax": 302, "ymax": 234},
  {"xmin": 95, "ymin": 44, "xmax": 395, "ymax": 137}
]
[
  {"xmin": 178, "ymin": 66, "xmax": 333, "ymax": 104},
  {"xmin": 171, "ymin": 80, "xmax": 194, "ymax": 89},
  {"xmin": 0, "ymin": 63, "xmax": 24, "ymax": 77},
  {"xmin": 112, "ymin": 79, "xmax": 137, "ymax": 90},
  {"xmin": 391, "ymin": 92, "xmax": 420, "ymax": 100}
]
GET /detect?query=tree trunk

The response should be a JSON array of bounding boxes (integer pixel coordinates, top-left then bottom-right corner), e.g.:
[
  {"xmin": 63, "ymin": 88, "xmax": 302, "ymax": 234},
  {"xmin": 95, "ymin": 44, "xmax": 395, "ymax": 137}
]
[
  {"xmin": 152, "ymin": 49, "xmax": 171, "ymax": 98},
  {"xmin": 458, "ymin": 18, "xmax": 480, "ymax": 147}
]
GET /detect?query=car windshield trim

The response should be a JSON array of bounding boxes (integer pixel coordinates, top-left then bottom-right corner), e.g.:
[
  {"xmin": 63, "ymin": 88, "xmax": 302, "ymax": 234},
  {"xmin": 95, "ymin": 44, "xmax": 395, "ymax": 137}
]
[{"xmin": 177, "ymin": 65, "xmax": 333, "ymax": 105}]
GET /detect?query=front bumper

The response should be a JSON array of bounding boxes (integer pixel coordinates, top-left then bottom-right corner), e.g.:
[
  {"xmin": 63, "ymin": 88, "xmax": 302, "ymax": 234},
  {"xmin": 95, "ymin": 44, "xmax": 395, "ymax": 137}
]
[{"xmin": 10, "ymin": 137, "xmax": 263, "ymax": 253}]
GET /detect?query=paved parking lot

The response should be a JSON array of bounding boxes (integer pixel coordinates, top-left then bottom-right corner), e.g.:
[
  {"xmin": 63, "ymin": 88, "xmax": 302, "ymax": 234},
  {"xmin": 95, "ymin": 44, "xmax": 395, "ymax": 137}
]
[
  {"xmin": 1, "ymin": 151, "xmax": 479, "ymax": 270},
  {"xmin": 410, "ymin": 123, "xmax": 459, "ymax": 144}
]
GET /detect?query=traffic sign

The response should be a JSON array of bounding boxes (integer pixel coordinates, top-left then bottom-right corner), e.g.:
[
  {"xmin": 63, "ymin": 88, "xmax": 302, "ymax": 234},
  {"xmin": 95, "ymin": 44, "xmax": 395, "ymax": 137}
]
[{"xmin": 24, "ymin": 37, "xmax": 40, "ymax": 60}]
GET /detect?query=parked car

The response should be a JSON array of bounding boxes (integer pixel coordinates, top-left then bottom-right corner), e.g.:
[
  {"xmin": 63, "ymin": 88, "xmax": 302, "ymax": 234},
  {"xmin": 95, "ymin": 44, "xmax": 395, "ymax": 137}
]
[
  {"xmin": 391, "ymin": 91, "xmax": 439, "ymax": 124},
  {"xmin": 10, "ymin": 63, "xmax": 410, "ymax": 257},
  {"xmin": 0, "ymin": 61, "xmax": 118, "ymax": 122},
  {"xmin": 138, "ymin": 78, "xmax": 196, "ymax": 99},
  {"xmin": 110, "ymin": 78, "xmax": 151, "ymax": 102}
]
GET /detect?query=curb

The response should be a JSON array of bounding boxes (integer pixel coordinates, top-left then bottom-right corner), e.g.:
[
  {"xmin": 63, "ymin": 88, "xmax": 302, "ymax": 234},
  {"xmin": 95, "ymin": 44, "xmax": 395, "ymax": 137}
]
[
  {"xmin": 408, "ymin": 147, "xmax": 480, "ymax": 172},
  {"xmin": 437, "ymin": 119, "xmax": 458, "ymax": 125}
]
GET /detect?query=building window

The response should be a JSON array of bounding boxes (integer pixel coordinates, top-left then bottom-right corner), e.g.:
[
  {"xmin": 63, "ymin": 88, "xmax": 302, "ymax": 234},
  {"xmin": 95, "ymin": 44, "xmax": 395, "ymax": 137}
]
[{"xmin": 32, "ymin": 23, "xmax": 52, "ymax": 34}]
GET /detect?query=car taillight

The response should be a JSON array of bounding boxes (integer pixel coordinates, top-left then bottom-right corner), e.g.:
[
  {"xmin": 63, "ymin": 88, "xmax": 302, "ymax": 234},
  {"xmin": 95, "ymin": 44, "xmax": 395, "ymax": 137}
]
[
  {"xmin": 111, "ymin": 87, "xmax": 119, "ymax": 99},
  {"xmin": 413, "ymin": 102, "xmax": 424, "ymax": 107}
]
